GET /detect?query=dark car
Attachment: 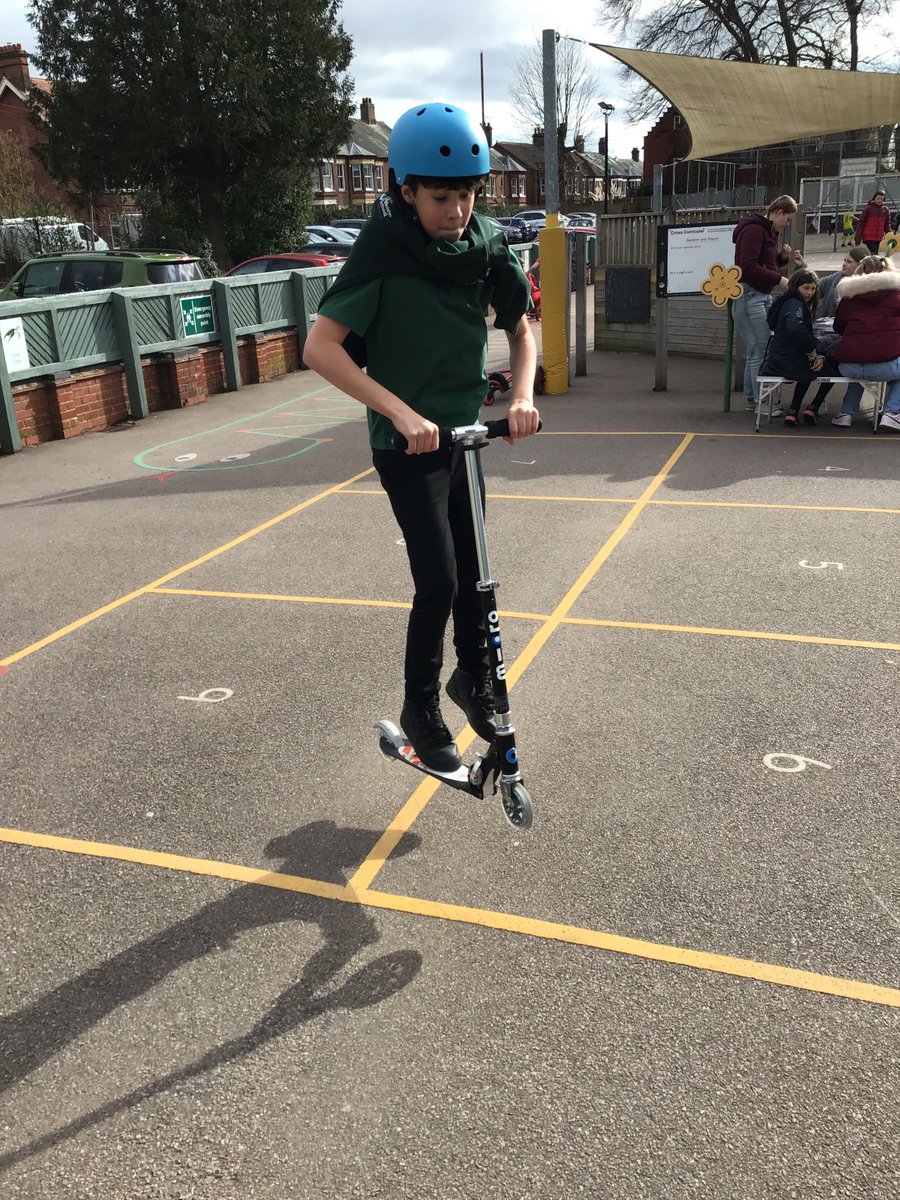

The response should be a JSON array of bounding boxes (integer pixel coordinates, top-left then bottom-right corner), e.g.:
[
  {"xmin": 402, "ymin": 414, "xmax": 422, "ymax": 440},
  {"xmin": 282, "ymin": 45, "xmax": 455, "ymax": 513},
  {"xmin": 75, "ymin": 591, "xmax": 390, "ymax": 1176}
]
[
  {"xmin": 296, "ymin": 241, "xmax": 354, "ymax": 259},
  {"xmin": 492, "ymin": 216, "xmax": 534, "ymax": 244},
  {"xmin": 226, "ymin": 252, "xmax": 342, "ymax": 276}
]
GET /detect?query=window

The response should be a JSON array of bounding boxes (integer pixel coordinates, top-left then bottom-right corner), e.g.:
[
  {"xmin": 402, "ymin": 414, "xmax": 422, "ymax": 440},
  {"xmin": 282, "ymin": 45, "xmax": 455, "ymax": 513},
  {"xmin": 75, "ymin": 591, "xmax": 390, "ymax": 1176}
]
[
  {"xmin": 351, "ymin": 163, "xmax": 362, "ymax": 190},
  {"xmin": 20, "ymin": 260, "xmax": 66, "ymax": 297},
  {"xmin": 337, "ymin": 163, "xmax": 346, "ymax": 190},
  {"xmin": 228, "ymin": 260, "xmax": 271, "ymax": 275},
  {"xmin": 321, "ymin": 162, "xmax": 334, "ymax": 191},
  {"xmin": 147, "ymin": 262, "xmax": 205, "ymax": 283},
  {"xmin": 375, "ymin": 165, "xmax": 383, "ymax": 190},
  {"xmin": 539, "ymin": 175, "xmax": 545, "ymax": 196},
  {"xmin": 486, "ymin": 174, "xmax": 494, "ymax": 196},
  {"xmin": 364, "ymin": 163, "xmax": 374, "ymax": 189}
]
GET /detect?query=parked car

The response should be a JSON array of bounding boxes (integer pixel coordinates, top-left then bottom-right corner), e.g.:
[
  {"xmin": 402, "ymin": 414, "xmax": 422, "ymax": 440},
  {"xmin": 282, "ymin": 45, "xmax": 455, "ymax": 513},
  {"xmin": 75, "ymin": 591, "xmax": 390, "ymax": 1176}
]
[
  {"xmin": 0, "ymin": 249, "xmax": 204, "ymax": 301},
  {"xmin": 304, "ymin": 225, "xmax": 356, "ymax": 243},
  {"xmin": 331, "ymin": 218, "xmax": 367, "ymax": 231},
  {"xmin": 0, "ymin": 216, "xmax": 109, "ymax": 256},
  {"xmin": 296, "ymin": 241, "xmax": 354, "ymax": 258},
  {"xmin": 516, "ymin": 209, "xmax": 546, "ymax": 222},
  {"xmin": 492, "ymin": 216, "xmax": 533, "ymax": 243},
  {"xmin": 566, "ymin": 212, "xmax": 597, "ymax": 225},
  {"xmin": 226, "ymin": 252, "xmax": 343, "ymax": 276}
]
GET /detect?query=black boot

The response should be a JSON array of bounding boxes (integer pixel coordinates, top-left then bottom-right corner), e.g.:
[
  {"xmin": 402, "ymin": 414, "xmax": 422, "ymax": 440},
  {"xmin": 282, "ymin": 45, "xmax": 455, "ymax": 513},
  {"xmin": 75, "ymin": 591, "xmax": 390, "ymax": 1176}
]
[
  {"xmin": 399, "ymin": 695, "xmax": 462, "ymax": 772},
  {"xmin": 446, "ymin": 667, "xmax": 497, "ymax": 743}
]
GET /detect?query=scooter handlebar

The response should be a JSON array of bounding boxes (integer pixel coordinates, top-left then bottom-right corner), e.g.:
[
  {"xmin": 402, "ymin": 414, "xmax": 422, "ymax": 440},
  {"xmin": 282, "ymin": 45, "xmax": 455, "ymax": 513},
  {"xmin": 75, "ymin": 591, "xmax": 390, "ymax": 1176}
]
[{"xmin": 393, "ymin": 417, "xmax": 542, "ymax": 452}]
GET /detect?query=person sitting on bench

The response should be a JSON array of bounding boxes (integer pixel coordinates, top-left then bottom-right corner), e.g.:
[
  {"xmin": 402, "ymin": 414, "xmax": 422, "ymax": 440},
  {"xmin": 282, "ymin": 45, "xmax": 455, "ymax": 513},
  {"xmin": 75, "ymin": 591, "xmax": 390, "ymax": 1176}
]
[{"xmin": 760, "ymin": 270, "xmax": 844, "ymax": 426}]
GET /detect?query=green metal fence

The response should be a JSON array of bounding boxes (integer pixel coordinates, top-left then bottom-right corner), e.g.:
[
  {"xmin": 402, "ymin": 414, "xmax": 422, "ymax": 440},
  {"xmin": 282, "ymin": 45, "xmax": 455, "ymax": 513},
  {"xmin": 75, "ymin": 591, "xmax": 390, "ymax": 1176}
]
[{"xmin": 0, "ymin": 264, "xmax": 343, "ymax": 454}]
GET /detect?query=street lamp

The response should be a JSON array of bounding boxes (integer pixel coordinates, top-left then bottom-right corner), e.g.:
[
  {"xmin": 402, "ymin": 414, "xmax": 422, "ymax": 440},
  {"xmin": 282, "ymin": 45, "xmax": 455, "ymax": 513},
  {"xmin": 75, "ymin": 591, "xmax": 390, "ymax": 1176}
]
[{"xmin": 598, "ymin": 102, "xmax": 615, "ymax": 216}]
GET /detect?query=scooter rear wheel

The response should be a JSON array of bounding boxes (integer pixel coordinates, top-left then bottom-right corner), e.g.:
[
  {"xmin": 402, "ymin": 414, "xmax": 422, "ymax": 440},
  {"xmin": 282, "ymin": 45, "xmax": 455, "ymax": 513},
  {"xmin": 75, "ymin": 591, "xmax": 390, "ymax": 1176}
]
[{"xmin": 501, "ymin": 782, "xmax": 533, "ymax": 830}]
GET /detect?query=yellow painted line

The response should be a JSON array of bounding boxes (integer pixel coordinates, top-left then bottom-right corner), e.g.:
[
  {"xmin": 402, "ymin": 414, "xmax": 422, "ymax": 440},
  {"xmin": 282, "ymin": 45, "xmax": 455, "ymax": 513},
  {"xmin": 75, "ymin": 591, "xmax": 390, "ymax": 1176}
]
[
  {"xmin": 563, "ymin": 617, "xmax": 900, "ymax": 653},
  {"xmin": 350, "ymin": 435, "xmax": 696, "ymax": 891},
  {"xmin": 147, "ymin": 588, "xmax": 548, "ymax": 622},
  {"xmin": 339, "ymin": 488, "xmax": 900, "ymax": 517},
  {"xmin": 3, "ymin": 825, "xmax": 899, "ymax": 1010},
  {"xmin": 0, "ymin": 466, "xmax": 376, "ymax": 668},
  {"xmin": 145, "ymin": 590, "xmax": 900, "ymax": 654}
]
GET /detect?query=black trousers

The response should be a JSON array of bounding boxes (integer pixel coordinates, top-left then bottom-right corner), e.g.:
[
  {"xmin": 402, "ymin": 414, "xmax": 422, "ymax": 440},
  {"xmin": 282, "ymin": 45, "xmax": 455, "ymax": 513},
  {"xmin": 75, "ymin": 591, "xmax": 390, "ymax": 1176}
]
[
  {"xmin": 788, "ymin": 353, "xmax": 841, "ymax": 412},
  {"xmin": 373, "ymin": 445, "xmax": 488, "ymax": 702}
]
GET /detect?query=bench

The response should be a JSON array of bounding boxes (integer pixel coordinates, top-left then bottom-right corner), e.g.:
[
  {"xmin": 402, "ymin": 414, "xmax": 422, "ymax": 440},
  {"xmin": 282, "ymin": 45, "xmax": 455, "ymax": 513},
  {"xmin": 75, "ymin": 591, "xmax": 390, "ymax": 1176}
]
[{"xmin": 755, "ymin": 376, "xmax": 887, "ymax": 433}]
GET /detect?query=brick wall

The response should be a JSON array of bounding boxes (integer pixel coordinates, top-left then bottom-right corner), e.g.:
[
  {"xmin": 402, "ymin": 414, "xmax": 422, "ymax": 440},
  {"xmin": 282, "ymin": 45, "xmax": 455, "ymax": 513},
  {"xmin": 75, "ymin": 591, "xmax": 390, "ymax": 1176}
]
[{"xmin": 11, "ymin": 330, "xmax": 301, "ymax": 447}]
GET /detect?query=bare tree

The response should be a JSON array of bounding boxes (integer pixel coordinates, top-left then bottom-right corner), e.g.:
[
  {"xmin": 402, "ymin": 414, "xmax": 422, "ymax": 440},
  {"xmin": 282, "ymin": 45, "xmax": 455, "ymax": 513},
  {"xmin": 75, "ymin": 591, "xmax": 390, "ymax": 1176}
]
[
  {"xmin": 597, "ymin": 0, "xmax": 867, "ymax": 121},
  {"xmin": 509, "ymin": 35, "xmax": 611, "ymax": 144}
]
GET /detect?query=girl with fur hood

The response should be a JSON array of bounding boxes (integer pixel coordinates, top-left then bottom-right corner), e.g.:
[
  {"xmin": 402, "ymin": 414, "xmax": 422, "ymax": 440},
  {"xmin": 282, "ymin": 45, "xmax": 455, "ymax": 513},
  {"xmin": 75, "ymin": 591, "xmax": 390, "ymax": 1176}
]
[{"xmin": 832, "ymin": 256, "xmax": 900, "ymax": 431}]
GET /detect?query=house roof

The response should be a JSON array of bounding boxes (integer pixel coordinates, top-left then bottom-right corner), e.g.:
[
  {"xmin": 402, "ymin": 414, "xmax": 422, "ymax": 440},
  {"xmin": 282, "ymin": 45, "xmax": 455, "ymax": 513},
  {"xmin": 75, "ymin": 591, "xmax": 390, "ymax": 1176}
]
[
  {"xmin": 489, "ymin": 147, "xmax": 528, "ymax": 173},
  {"xmin": 494, "ymin": 141, "xmax": 545, "ymax": 171},
  {"xmin": 578, "ymin": 152, "xmax": 642, "ymax": 180},
  {"xmin": 337, "ymin": 118, "xmax": 392, "ymax": 159}
]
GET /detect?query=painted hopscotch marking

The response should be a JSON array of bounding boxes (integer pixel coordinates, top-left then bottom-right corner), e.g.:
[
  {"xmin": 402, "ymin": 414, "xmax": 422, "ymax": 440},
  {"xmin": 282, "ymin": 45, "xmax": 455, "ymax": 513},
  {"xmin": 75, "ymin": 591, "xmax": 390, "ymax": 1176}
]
[
  {"xmin": 764, "ymin": 753, "xmax": 832, "ymax": 774},
  {"xmin": 176, "ymin": 688, "xmax": 234, "ymax": 704},
  {"xmin": 799, "ymin": 560, "xmax": 844, "ymax": 570}
]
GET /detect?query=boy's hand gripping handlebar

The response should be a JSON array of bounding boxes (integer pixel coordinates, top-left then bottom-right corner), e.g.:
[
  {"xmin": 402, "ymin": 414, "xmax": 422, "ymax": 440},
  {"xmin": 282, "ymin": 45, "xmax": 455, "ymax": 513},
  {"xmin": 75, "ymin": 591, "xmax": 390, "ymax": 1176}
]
[{"xmin": 393, "ymin": 417, "xmax": 542, "ymax": 452}]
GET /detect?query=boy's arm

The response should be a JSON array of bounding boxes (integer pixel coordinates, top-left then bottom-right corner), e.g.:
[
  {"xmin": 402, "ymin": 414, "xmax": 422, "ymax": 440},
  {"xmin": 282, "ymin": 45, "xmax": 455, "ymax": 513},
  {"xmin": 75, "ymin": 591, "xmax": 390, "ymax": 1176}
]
[
  {"xmin": 504, "ymin": 315, "xmax": 540, "ymax": 443},
  {"xmin": 303, "ymin": 314, "xmax": 440, "ymax": 454}
]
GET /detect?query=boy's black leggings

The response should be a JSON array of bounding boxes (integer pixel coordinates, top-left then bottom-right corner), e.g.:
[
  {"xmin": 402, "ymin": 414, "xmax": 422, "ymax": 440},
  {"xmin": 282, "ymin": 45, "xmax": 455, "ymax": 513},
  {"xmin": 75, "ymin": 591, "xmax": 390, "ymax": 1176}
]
[{"xmin": 373, "ymin": 445, "xmax": 489, "ymax": 704}]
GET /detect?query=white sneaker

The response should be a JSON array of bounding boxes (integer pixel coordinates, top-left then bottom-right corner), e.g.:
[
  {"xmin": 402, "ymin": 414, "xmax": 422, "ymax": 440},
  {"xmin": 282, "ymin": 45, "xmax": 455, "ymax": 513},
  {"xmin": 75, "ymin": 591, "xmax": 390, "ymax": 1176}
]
[
  {"xmin": 770, "ymin": 405, "xmax": 784, "ymax": 418},
  {"xmin": 831, "ymin": 413, "xmax": 852, "ymax": 427},
  {"xmin": 744, "ymin": 398, "xmax": 758, "ymax": 410},
  {"xmin": 878, "ymin": 412, "xmax": 900, "ymax": 433}
]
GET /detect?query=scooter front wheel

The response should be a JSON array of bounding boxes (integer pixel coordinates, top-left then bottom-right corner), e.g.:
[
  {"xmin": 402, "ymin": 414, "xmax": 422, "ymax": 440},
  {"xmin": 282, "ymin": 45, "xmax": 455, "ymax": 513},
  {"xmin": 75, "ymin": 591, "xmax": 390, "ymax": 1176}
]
[{"xmin": 501, "ymin": 782, "xmax": 533, "ymax": 831}]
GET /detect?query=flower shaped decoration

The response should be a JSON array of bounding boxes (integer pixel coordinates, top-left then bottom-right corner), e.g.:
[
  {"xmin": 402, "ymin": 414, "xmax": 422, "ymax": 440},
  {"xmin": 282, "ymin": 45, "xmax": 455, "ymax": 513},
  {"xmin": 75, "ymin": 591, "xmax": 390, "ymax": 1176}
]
[
  {"xmin": 701, "ymin": 263, "xmax": 744, "ymax": 307},
  {"xmin": 880, "ymin": 231, "xmax": 900, "ymax": 257}
]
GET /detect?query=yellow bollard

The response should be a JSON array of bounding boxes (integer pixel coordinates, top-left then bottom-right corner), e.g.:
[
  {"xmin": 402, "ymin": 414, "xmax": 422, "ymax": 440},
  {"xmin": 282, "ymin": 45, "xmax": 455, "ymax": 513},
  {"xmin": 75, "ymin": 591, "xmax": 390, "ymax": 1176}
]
[{"xmin": 538, "ymin": 213, "xmax": 568, "ymax": 395}]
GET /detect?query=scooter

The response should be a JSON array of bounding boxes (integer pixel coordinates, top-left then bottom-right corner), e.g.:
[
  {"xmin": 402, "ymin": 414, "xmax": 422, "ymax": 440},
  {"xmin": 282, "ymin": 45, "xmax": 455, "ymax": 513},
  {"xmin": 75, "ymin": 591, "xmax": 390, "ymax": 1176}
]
[{"xmin": 375, "ymin": 416, "xmax": 540, "ymax": 831}]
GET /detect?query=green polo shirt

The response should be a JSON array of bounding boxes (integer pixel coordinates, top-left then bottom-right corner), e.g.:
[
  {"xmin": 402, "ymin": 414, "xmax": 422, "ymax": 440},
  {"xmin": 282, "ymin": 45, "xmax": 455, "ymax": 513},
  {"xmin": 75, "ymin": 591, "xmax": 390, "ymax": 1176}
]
[{"xmin": 318, "ymin": 254, "xmax": 525, "ymax": 450}]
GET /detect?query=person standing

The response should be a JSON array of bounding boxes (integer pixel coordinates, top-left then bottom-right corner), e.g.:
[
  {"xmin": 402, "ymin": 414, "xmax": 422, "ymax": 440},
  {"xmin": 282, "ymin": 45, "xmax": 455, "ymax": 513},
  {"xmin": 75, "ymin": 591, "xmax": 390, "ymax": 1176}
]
[
  {"xmin": 732, "ymin": 195, "xmax": 802, "ymax": 413},
  {"xmin": 854, "ymin": 190, "xmax": 892, "ymax": 254}
]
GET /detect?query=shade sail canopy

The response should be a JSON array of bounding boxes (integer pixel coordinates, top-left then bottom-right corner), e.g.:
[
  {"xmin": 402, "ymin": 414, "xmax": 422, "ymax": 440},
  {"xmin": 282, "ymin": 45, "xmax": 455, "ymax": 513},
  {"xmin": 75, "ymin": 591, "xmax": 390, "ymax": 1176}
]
[{"xmin": 591, "ymin": 44, "xmax": 900, "ymax": 161}]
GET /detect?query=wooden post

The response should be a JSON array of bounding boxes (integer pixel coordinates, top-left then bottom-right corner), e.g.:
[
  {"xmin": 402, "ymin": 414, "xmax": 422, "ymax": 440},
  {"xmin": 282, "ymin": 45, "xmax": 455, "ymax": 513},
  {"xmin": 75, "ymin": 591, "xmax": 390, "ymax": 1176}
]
[
  {"xmin": 0, "ymin": 334, "xmax": 21, "ymax": 453},
  {"xmin": 111, "ymin": 291, "xmax": 149, "ymax": 420}
]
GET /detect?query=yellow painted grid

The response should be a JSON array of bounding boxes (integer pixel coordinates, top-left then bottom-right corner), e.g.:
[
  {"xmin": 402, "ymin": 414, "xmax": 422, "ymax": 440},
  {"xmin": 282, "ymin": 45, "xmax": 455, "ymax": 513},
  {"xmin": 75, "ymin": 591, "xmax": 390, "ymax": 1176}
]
[{"xmin": 3, "ymin": 428, "xmax": 899, "ymax": 1009}]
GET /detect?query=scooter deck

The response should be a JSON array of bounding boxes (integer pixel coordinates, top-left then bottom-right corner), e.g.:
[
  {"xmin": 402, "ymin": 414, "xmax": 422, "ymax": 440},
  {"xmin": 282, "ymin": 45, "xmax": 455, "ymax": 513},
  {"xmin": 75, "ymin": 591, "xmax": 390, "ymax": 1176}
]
[{"xmin": 376, "ymin": 720, "xmax": 478, "ymax": 792}]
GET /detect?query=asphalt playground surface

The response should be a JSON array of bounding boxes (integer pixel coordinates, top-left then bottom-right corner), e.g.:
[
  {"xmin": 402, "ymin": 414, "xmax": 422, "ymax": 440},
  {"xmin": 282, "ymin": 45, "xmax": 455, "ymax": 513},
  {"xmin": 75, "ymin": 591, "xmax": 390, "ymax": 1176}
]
[{"xmin": 2, "ymin": 339, "xmax": 899, "ymax": 1198}]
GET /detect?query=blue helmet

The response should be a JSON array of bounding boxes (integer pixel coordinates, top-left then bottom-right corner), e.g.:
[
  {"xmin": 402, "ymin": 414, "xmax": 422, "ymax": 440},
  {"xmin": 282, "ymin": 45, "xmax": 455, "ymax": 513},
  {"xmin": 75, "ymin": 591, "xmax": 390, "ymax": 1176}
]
[{"xmin": 388, "ymin": 102, "xmax": 490, "ymax": 185}]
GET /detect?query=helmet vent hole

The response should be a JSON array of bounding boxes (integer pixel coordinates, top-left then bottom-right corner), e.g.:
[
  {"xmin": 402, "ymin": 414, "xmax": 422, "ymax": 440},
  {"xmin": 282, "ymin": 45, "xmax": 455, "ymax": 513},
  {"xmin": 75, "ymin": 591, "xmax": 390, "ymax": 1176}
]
[
  {"xmin": 439, "ymin": 144, "xmax": 452, "ymax": 157},
  {"xmin": 471, "ymin": 144, "xmax": 479, "ymax": 155},
  {"xmin": 444, "ymin": 106, "xmax": 453, "ymax": 113},
  {"xmin": 417, "ymin": 108, "xmax": 426, "ymax": 116}
]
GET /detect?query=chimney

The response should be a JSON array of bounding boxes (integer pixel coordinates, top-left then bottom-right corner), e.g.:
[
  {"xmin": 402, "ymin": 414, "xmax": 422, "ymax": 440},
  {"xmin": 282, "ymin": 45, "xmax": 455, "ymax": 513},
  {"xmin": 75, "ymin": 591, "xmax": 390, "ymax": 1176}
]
[
  {"xmin": 631, "ymin": 147, "xmax": 639, "ymax": 162},
  {"xmin": 0, "ymin": 43, "xmax": 30, "ymax": 92},
  {"xmin": 482, "ymin": 122, "xmax": 493, "ymax": 148},
  {"xmin": 532, "ymin": 127, "xmax": 544, "ymax": 146},
  {"xmin": 360, "ymin": 97, "xmax": 376, "ymax": 124},
  {"xmin": 574, "ymin": 134, "xmax": 585, "ymax": 153}
]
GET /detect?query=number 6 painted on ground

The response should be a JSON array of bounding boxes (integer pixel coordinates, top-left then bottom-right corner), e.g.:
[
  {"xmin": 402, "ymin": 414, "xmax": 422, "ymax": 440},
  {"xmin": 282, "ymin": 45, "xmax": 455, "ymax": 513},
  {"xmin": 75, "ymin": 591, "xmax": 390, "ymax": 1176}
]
[{"xmin": 763, "ymin": 753, "xmax": 832, "ymax": 773}]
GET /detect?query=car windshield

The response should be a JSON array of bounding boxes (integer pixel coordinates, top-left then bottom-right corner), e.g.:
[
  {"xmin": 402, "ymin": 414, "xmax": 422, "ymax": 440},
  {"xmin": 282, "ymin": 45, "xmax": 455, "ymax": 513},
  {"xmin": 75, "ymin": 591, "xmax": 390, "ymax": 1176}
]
[{"xmin": 147, "ymin": 261, "xmax": 204, "ymax": 283}]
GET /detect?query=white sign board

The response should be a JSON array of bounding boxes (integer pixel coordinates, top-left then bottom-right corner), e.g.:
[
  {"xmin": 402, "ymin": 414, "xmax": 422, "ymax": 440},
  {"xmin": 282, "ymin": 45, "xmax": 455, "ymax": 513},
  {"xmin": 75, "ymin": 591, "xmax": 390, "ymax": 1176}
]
[
  {"xmin": 0, "ymin": 317, "xmax": 30, "ymax": 373},
  {"xmin": 657, "ymin": 223, "xmax": 738, "ymax": 297}
]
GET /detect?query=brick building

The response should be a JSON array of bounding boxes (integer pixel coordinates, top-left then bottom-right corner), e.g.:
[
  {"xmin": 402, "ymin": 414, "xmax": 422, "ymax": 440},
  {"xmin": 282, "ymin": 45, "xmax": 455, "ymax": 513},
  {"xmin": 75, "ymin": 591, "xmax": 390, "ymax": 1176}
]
[
  {"xmin": 313, "ymin": 101, "xmax": 529, "ymax": 212},
  {"xmin": 494, "ymin": 129, "xmax": 643, "ymax": 209},
  {"xmin": 0, "ymin": 42, "xmax": 136, "ymax": 243}
]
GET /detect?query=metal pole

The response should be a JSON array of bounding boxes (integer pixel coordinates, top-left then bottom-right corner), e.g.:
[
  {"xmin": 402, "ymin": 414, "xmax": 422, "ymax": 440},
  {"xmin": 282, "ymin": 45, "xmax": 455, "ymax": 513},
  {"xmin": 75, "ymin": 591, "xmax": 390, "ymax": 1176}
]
[
  {"xmin": 723, "ymin": 299, "xmax": 734, "ymax": 412},
  {"xmin": 604, "ymin": 112, "xmax": 609, "ymax": 216},
  {"xmin": 542, "ymin": 29, "xmax": 558, "ymax": 217}
]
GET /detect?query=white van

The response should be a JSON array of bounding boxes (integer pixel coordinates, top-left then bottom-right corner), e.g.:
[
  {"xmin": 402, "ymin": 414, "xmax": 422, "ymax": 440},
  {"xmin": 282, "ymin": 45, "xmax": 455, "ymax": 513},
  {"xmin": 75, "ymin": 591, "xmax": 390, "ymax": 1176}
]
[{"xmin": 0, "ymin": 217, "xmax": 109, "ymax": 256}]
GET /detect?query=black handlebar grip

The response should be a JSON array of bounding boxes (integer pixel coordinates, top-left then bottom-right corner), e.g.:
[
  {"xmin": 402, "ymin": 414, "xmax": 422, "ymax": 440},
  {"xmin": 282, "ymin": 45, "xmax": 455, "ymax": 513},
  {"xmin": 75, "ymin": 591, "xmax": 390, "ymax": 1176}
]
[{"xmin": 393, "ymin": 417, "xmax": 542, "ymax": 451}]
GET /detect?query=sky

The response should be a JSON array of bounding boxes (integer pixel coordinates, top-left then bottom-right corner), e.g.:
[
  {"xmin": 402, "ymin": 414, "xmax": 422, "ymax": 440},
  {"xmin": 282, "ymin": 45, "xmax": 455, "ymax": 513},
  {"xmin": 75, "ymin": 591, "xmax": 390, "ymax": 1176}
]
[
  {"xmin": 0, "ymin": 0, "xmax": 891, "ymax": 161},
  {"xmin": 0, "ymin": 0, "xmax": 641, "ymax": 155}
]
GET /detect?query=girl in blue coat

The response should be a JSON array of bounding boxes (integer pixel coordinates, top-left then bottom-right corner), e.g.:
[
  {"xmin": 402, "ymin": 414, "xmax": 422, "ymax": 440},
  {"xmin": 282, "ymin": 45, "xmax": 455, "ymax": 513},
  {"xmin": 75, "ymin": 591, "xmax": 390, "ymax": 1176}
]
[{"xmin": 761, "ymin": 269, "xmax": 841, "ymax": 425}]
